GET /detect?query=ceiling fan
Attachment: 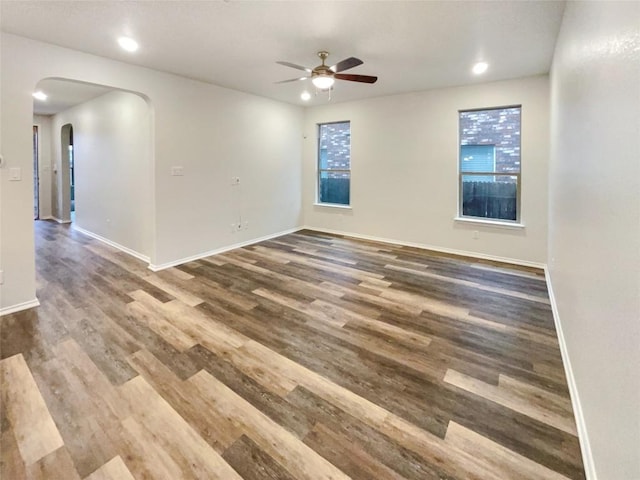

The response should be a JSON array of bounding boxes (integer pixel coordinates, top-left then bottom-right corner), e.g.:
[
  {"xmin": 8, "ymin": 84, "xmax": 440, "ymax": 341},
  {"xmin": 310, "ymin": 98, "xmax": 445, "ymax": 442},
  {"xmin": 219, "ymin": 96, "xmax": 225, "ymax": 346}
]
[{"xmin": 276, "ymin": 51, "xmax": 378, "ymax": 90}]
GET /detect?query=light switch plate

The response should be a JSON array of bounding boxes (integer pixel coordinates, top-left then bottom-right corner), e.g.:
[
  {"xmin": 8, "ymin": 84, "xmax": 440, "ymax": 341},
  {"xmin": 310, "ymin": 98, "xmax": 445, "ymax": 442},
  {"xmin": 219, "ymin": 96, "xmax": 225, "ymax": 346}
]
[{"xmin": 9, "ymin": 167, "xmax": 21, "ymax": 181}]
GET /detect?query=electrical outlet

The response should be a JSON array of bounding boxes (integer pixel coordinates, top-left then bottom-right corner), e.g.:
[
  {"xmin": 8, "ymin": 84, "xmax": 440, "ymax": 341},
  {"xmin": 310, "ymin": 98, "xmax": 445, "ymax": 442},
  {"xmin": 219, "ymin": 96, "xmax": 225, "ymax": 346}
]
[
  {"xmin": 231, "ymin": 176, "xmax": 240, "ymax": 186},
  {"xmin": 243, "ymin": 221, "xmax": 249, "ymax": 230},
  {"xmin": 171, "ymin": 166, "xmax": 184, "ymax": 176}
]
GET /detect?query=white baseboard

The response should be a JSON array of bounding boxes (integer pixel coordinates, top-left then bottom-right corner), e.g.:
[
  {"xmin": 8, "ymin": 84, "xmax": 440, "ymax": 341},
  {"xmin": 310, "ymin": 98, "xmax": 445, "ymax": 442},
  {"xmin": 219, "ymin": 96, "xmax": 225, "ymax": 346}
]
[
  {"xmin": 301, "ymin": 226, "xmax": 546, "ymax": 269},
  {"xmin": 149, "ymin": 226, "xmax": 304, "ymax": 271},
  {"xmin": 545, "ymin": 267, "xmax": 597, "ymax": 479},
  {"xmin": 50, "ymin": 216, "xmax": 72, "ymax": 224},
  {"xmin": 0, "ymin": 298, "xmax": 40, "ymax": 317},
  {"xmin": 72, "ymin": 225, "xmax": 150, "ymax": 263}
]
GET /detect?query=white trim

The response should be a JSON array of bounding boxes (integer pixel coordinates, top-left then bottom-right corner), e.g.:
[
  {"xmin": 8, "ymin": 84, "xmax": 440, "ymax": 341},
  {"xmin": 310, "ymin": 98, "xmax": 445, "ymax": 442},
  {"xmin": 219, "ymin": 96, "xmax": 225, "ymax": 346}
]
[
  {"xmin": 0, "ymin": 298, "xmax": 40, "ymax": 317},
  {"xmin": 313, "ymin": 203, "xmax": 352, "ymax": 210},
  {"xmin": 454, "ymin": 216, "xmax": 525, "ymax": 229},
  {"xmin": 148, "ymin": 226, "xmax": 304, "ymax": 271},
  {"xmin": 38, "ymin": 215, "xmax": 54, "ymax": 221},
  {"xmin": 50, "ymin": 216, "xmax": 71, "ymax": 224},
  {"xmin": 545, "ymin": 268, "xmax": 597, "ymax": 479},
  {"xmin": 302, "ymin": 226, "xmax": 545, "ymax": 269},
  {"xmin": 72, "ymin": 224, "xmax": 150, "ymax": 263}
]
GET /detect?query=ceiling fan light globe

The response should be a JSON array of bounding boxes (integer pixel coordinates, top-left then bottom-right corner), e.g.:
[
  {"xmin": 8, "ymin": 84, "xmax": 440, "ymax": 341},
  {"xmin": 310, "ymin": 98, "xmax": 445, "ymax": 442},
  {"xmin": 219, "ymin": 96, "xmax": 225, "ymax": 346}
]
[{"xmin": 312, "ymin": 75, "xmax": 335, "ymax": 90}]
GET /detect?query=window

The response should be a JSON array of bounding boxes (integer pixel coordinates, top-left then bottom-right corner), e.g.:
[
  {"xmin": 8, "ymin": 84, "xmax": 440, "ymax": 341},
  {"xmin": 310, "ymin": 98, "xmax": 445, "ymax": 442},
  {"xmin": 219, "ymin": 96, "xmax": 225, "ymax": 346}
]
[
  {"xmin": 459, "ymin": 106, "xmax": 521, "ymax": 222},
  {"xmin": 318, "ymin": 121, "xmax": 350, "ymax": 206}
]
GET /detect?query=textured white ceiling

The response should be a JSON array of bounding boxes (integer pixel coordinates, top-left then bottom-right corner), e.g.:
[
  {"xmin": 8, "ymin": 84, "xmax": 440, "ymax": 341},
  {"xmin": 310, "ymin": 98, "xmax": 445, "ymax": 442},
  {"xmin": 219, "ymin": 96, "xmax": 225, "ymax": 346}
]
[{"xmin": 2, "ymin": 1, "xmax": 566, "ymax": 107}]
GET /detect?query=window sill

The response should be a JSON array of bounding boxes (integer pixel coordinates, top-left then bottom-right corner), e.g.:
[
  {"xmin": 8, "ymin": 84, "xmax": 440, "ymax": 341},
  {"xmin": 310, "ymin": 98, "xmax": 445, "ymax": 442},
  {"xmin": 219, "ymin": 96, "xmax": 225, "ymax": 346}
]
[
  {"xmin": 454, "ymin": 216, "xmax": 525, "ymax": 229},
  {"xmin": 314, "ymin": 203, "xmax": 352, "ymax": 210}
]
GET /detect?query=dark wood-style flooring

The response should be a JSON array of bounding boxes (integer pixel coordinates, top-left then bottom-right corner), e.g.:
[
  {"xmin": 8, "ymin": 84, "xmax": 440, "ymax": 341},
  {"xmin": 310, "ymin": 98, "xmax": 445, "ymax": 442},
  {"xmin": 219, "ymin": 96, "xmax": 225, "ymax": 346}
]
[{"xmin": 0, "ymin": 221, "xmax": 585, "ymax": 479}]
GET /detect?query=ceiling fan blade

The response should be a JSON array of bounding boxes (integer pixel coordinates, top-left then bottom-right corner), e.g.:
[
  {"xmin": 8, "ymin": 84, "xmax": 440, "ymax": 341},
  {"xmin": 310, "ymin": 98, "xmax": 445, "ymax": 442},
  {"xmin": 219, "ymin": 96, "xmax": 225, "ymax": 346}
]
[
  {"xmin": 334, "ymin": 73, "xmax": 378, "ymax": 84},
  {"xmin": 274, "ymin": 76, "xmax": 308, "ymax": 84},
  {"xmin": 330, "ymin": 57, "xmax": 363, "ymax": 73},
  {"xmin": 276, "ymin": 61, "xmax": 312, "ymax": 73}
]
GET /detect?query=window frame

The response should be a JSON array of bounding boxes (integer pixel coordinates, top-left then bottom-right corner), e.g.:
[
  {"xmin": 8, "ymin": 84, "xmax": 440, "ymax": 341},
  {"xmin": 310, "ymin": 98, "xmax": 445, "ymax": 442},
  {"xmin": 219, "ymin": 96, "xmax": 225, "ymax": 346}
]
[
  {"xmin": 317, "ymin": 120, "xmax": 351, "ymax": 207},
  {"xmin": 457, "ymin": 105, "xmax": 522, "ymax": 224}
]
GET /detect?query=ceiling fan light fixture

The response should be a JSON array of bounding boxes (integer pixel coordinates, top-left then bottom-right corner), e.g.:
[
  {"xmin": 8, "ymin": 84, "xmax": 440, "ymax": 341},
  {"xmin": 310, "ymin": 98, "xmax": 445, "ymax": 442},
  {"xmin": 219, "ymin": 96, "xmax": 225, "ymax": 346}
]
[
  {"xmin": 32, "ymin": 91, "xmax": 48, "ymax": 101},
  {"xmin": 312, "ymin": 75, "xmax": 335, "ymax": 90},
  {"xmin": 300, "ymin": 91, "xmax": 311, "ymax": 101}
]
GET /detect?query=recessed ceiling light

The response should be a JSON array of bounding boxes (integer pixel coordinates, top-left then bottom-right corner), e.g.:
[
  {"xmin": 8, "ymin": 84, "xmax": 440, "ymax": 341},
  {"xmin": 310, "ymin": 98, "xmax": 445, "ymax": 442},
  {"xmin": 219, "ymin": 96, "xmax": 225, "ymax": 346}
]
[
  {"xmin": 118, "ymin": 36, "xmax": 139, "ymax": 52},
  {"xmin": 32, "ymin": 91, "xmax": 47, "ymax": 101},
  {"xmin": 300, "ymin": 91, "xmax": 311, "ymax": 101},
  {"xmin": 472, "ymin": 62, "xmax": 489, "ymax": 75}
]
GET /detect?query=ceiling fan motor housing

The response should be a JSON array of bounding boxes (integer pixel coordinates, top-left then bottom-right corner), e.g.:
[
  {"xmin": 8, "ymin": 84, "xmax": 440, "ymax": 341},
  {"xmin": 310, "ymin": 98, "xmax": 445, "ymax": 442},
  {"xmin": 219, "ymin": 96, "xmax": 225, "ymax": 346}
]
[{"xmin": 313, "ymin": 52, "xmax": 334, "ymax": 77}]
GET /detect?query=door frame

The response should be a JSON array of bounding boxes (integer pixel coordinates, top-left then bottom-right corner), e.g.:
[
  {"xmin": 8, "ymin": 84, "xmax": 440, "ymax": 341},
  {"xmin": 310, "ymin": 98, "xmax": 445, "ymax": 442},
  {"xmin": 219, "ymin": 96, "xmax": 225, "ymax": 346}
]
[{"xmin": 33, "ymin": 125, "xmax": 40, "ymax": 220}]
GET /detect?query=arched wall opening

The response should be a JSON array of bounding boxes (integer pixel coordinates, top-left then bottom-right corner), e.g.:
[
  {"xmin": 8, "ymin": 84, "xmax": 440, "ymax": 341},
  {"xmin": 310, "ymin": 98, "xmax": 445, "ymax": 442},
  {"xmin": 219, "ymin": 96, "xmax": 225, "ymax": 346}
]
[{"xmin": 34, "ymin": 78, "xmax": 154, "ymax": 262}]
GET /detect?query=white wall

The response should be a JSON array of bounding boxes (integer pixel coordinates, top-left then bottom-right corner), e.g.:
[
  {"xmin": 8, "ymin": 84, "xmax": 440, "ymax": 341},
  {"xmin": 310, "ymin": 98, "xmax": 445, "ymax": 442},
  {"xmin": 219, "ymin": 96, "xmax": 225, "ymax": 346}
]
[
  {"xmin": 33, "ymin": 114, "xmax": 53, "ymax": 219},
  {"xmin": 51, "ymin": 90, "xmax": 152, "ymax": 258},
  {"xmin": 0, "ymin": 33, "xmax": 303, "ymax": 312},
  {"xmin": 303, "ymin": 75, "xmax": 550, "ymax": 265},
  {"xmin": 549, "ymin": 2, "xmax": 640, "ymax": 479}
]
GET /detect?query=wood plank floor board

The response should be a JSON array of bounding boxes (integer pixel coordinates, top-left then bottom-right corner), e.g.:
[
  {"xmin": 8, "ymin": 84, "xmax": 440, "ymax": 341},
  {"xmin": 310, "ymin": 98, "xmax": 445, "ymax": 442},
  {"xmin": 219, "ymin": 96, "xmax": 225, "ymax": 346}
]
[
  {"xmin": 444, "ymin": 421, "xmax": 571, "ymax": 480},
  {"xmin": 65, "ymin": 312, "xmax": 140, "ymax": 386},
  {"xmin": 220, "ymin": 310, "xmax": 413, "ymax": 406},
  {"xmin": 286, "ymin": 385, "xmax": 476, "ymax": 480},
  {"xmin": 401, "ymin": 379, "xmax": 585, "ymax": 478},
  {"xmin": 168, "ymin": 265, "xmax": 260, "ymax": 312},
  {"xmin": 0, "ymin": 221, "xmax": 585, "ymax": 480},
  {"xmin": 125, "ymin": 349, "xmax": 244, "ymax": 454},
  {"xmin": 188, "ymin": 369, "xmax": 352, "ymax": 480},
  {"xmin": 0, "ymin": 353, "xmax": 65, "ymax": 466},
  {"xmin": 25, "ymin": 446, "xmax": 82, "ymax": 480},
  {"xmin": 125, "ymin": 294, "xmax": 198, "ymax": 352},
  {"xmin": 31, "ymin": 341, "xmax": 127, "ymax": 477},
  {"xmin": 119, "ymin": 374, "xmax": 245, "ymax": 480},
  {"xmin": 0, "ymin": 424, "xmax": 28, "ymax": 479},
  {"xmin": 220, "ymin": 302, "xmax": 434, "ymax": 411},
  {"xmin": 186, "ymin": 344, "xmax": 315, "ymax": 438},
  {"xmin": 0, "ymin": 309, "xmax": 57, "ymax": 367},
  {"xmin": 444, "ymin": 369, "xmax": 577, "ymax": 436},
  {"xmin": 111, "ymin": 305, "xmax": 203, "ymax": 381},
  {"xmin": 83, "ymin": 455, "xmax": 136, "ymax": 480},
  {"xmin": 222, "ymin": 434, "xmax": 298, "ymax": 480},
  {"xmin": 303, "ymin": 422, "xmax": 408, "ymax": 480}
]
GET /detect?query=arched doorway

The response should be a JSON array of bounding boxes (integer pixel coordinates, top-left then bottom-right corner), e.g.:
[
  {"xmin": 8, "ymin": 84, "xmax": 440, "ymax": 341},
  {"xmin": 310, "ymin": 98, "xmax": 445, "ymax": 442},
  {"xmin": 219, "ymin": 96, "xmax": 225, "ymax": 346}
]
[{"xmin": 33, "ymin": 78, "xmax": 154, "ymax": 261}]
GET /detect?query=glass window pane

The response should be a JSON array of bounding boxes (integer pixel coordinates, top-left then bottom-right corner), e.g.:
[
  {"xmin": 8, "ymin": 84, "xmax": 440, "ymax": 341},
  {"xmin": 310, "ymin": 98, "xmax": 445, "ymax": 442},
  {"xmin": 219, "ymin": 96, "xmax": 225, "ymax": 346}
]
[
  {"xmin": 318, "ymin": 122, "xmax": 351, "ymax": 170},
  {"xmin": 459, "ymin": 107, "xmax": 521, "ymax": 174},
  {"xmin": 460, "ymin": 145, "xmax": 495, "ymax": 173},
  {"xmin": 318, "ymin": 121, "xmax": 350, "ymax": 205},
  {"xmin": 461, "ymin": 174, "xmax": 517, "ymax": 221},
  {"xmin": 319, "ymin": 171, "xmax": 350, "ymax": 205},
  {"xmin": 319, "ymin": 147, "xmax": 329, "ymax": 169}
]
